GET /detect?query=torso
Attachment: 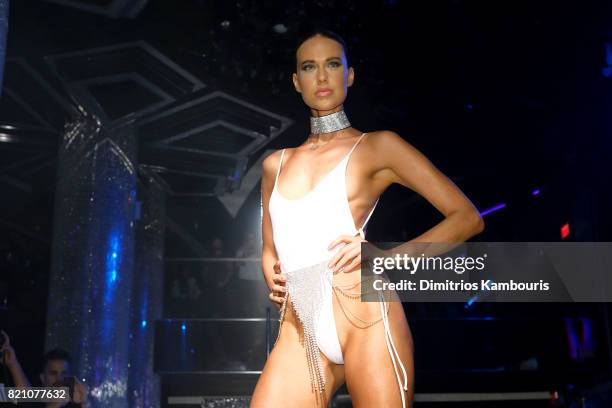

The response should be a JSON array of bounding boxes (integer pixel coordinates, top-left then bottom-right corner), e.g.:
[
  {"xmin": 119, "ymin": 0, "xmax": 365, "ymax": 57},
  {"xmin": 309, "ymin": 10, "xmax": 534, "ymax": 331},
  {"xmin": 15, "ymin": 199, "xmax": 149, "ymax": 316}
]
[{"xmin": 273, "ymin": 129, "xmax": 389, "ymax": 235}]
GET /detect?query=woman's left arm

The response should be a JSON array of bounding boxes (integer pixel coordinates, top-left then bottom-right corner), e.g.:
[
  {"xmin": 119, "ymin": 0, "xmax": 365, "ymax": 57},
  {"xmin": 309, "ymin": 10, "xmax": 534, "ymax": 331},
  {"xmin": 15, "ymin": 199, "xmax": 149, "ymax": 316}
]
[
  {"xmin": 328, "ymin": 130, "xmax": 484, "ymax": 273},
  {"xmin": 373, "ymin": 130, "xmax": 485, "ymax": 243}
]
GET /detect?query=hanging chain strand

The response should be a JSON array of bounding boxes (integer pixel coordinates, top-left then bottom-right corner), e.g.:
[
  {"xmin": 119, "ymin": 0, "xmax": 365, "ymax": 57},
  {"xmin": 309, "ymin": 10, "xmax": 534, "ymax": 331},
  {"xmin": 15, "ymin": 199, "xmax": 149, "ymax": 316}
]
[{"xmin": 331, "ymin": 275, "xmax": 391, "ymax": 328}]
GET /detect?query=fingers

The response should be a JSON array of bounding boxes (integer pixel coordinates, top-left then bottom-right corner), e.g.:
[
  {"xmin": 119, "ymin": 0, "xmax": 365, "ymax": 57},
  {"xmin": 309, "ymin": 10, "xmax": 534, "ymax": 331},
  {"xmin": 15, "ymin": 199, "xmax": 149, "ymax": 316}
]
[
  {"xmin": 328, "ymin": 247, "xmax": 346, "ymax": 269},
  {"xmin": 329, "ymin": 244, "xmax": 361, "ymax": 272},
  {"xmin": 327, "ymin": 234, "xmax": 364, "ymax": 269},
  {"xmin": 327, "ymin": 235, "xmax": 353, "ymax": 250},
  {"xmin": 271, "ymin": 273, "xmax": 286, "ymax": 284},
  {"xmin": 268, "ymin": 291, "xmax": 285, "ymax": 307},
  {"xmin": 267, "ymin": 259, "xmax": 286, "ymax": 306},
  {"xmin": 345, "ymin": 257, "xmax": 360, "ymax": 271},
  {"xmin": 270, "ymin": 276, "xmax": 286, "ymax": 302},
  {"xmin": 269, "ymin": 260, "xmax": 287, "ymax": 308},
  {"xmin": 271, "ymin": 283, "xmax": 286, "ymax": 293}
]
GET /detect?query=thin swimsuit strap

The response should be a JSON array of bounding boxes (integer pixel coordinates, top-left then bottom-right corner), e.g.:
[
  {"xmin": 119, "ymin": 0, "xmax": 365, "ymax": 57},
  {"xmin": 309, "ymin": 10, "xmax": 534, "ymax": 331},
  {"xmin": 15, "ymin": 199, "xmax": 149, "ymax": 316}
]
[
  {"xmin": 273, "ymin": 148, "xmax": 286, "ymax": 189},
  {"xmin": 356, "ymin": 197, "xmax": 379, "ymax": 239},
  {"xmin": 346, "ymin": 133, "xmax": 379, "ymax": 239}
]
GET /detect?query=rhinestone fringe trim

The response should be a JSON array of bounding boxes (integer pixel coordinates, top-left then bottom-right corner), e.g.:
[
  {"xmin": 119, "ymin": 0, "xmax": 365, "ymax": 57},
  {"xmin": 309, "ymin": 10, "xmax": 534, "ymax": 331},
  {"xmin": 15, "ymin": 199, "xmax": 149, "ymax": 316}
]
[{"xmin": 273, "ymin": 260, "xmax": 391, "ymax": 396}]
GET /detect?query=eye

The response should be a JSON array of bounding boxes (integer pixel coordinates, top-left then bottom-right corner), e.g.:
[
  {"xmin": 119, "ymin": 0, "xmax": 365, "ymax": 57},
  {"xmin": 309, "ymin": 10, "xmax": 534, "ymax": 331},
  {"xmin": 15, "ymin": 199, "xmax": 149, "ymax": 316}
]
[
  {"xmin": 301, "ymin": 64, "xmax": 314, "ymax": 71},
  {"xmin": 329, "ymin": 61, "xmax": 341, "ymax": 68}
]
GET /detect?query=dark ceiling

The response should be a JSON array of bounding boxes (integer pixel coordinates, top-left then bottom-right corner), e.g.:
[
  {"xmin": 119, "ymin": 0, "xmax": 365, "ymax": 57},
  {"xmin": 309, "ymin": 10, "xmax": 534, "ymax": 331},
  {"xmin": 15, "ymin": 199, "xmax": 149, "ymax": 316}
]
[{"xmin": 1, "ymin": 0, "xmax": 611, "ymax": 252}]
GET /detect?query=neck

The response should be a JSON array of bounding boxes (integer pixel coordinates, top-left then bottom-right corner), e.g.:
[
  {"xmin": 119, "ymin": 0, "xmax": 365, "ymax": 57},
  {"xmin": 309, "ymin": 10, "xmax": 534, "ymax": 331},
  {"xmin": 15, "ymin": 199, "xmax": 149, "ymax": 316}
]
[
  {"xmin": 310, "ymin": 105, "xmax": 343, "ymax": 118},
  {"xmin": 307, "ymin": 129, "xmax": 346, "ymax": 144}
]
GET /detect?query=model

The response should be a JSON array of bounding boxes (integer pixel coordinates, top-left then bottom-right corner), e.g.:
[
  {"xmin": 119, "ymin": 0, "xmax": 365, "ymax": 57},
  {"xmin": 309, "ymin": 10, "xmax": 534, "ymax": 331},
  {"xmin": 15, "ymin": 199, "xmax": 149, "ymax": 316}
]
[{"xmin": 251, "ymin": 29, "xmax": 485, "ymax": 408}]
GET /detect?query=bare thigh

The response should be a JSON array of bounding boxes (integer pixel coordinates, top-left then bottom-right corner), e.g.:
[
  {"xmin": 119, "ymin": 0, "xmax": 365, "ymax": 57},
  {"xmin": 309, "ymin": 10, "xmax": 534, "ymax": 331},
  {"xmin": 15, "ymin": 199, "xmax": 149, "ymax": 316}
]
[
  {"xmin": 251, "ymin": 294, "xmax": 345, "ymax": 408},
  {"xmin": 333, "ymin": 271, "xmax": 415, "ymax": 408}
]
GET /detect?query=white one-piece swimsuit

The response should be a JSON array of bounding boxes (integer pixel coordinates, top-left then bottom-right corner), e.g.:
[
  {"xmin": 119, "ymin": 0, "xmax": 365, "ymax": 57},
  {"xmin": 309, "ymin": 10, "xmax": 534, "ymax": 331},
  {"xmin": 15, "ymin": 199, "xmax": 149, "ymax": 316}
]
[{"xmin": 268, "ymin": 132, "xmax": 409, "ymax": 407}]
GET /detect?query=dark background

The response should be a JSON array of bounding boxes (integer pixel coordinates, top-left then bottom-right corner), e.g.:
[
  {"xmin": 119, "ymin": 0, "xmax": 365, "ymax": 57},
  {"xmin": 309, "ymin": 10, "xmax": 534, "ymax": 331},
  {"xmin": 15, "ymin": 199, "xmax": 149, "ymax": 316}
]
[{"xmin": 1, "ymin": 0, "xmax": 611, "ymax": 404}]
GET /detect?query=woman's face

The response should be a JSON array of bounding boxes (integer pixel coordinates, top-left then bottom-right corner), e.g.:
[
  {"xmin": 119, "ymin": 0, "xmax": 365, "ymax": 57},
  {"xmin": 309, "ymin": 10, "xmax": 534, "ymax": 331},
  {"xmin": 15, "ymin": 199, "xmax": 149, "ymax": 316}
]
[{"xmin": 292, "ymin": 35, "xmax": 354, "ymax": 116}]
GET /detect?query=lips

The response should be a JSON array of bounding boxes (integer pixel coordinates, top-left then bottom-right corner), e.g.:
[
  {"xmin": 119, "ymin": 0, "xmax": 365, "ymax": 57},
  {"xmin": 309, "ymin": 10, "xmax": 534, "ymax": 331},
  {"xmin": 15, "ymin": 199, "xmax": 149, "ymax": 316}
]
[{"xmin": 316, "ymin": 88, "xmax": 333, "ymax": 97}]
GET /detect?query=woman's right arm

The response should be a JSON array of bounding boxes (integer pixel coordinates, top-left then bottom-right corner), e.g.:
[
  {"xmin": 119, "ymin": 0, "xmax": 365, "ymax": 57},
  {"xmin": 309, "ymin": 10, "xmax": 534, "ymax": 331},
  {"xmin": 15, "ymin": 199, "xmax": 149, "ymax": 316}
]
[{"xmin": 261, "ymin": 150, "xmax": 287, "ymax": 308}]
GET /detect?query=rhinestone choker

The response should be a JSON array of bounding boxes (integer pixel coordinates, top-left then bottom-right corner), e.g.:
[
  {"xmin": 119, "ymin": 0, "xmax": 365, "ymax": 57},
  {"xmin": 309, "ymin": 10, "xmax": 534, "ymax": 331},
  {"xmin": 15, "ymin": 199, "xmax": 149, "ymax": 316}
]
[{"xmin": 310, "ymin": 110, "xmax": 351, "ymax": 134}]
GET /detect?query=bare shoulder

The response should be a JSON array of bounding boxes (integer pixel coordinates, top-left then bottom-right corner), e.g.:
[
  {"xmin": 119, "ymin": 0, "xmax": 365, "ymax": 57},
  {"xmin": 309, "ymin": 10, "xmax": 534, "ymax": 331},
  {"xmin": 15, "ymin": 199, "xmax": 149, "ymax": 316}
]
[
  {"xmin": 361, "ymin": 130, "xmax": 422, "ymax": 166},
  {"xmin": 262, "ymin": 148, "xmax": 285, "ymax": 178},
  {"xmin": 365, "ymin": 130, "xmax": 416, "ymax": 153},
  {"xmin": 360, "ymin": 130, "xmax": 431, "ymax": 188}
]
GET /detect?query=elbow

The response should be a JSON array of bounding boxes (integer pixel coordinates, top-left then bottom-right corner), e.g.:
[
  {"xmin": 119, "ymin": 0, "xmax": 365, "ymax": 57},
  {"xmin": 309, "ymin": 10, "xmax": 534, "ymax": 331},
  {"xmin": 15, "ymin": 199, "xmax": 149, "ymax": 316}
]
[
  {"xmin": 459, "ymin": 208, "xmax": 484, "ymax": 237},
  {"xmin": 452, "ymin": 208, "xmax": 485, "ymax": 239},
  {"xmin": 472, "ymin": 211, "xmax": 485, "ymax": 235}
]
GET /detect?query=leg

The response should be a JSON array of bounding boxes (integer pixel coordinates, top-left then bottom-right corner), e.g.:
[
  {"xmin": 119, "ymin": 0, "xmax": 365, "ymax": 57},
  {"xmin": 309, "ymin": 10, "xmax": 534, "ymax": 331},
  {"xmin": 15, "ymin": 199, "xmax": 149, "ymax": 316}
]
[
  {"xmin": 251, "ymin": 294, "xmax": 345, "ymax": 408},
  {"xmin": 333, "ymin": 276, "xmax": 415, "ymax": 407}
]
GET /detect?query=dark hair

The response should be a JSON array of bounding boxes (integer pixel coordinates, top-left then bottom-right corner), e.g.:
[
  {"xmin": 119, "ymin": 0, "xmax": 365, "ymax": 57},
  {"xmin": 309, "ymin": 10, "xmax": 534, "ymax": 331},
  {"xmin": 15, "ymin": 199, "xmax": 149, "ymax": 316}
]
[
  {"xmin": 294, "ymin": 28, "xmax": 350, "ymax": 69},
  {"xmin": 41, "ymin": 348, "xmax": 72, "ymax": 372}
]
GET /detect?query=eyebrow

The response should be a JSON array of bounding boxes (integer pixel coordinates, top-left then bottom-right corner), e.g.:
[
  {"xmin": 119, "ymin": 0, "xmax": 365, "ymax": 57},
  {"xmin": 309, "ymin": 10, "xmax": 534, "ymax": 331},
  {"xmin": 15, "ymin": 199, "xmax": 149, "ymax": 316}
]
[{"xmin": 300, "ymin": 57, "xmax": 342, "ymax": 65}]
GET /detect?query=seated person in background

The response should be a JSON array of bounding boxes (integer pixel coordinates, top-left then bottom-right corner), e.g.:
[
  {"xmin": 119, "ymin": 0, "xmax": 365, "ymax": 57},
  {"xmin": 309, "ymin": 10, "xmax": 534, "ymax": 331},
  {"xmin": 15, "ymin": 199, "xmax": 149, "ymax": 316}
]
[{"xmin": 37, "ymin": 348, "xmax": 90, "ymax": 408}]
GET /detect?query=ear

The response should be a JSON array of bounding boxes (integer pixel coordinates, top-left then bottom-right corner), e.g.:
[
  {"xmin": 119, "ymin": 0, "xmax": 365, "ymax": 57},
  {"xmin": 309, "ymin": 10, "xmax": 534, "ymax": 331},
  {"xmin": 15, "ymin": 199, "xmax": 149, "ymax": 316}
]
[
  {"xmin": 347, "ymin": 67, "xmax": 355, "ymax": 88},
  {"xmin": 292, "ymin": 72, "xmax": 302, "ymax": 93}
]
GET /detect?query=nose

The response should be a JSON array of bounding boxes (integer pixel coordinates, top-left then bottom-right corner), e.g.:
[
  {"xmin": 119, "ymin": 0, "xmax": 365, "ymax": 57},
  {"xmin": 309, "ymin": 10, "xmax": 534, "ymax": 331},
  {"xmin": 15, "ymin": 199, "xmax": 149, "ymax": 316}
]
[{"xmin": 317, "ymin": 65, "xmax": 328, "ymax": 83}]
